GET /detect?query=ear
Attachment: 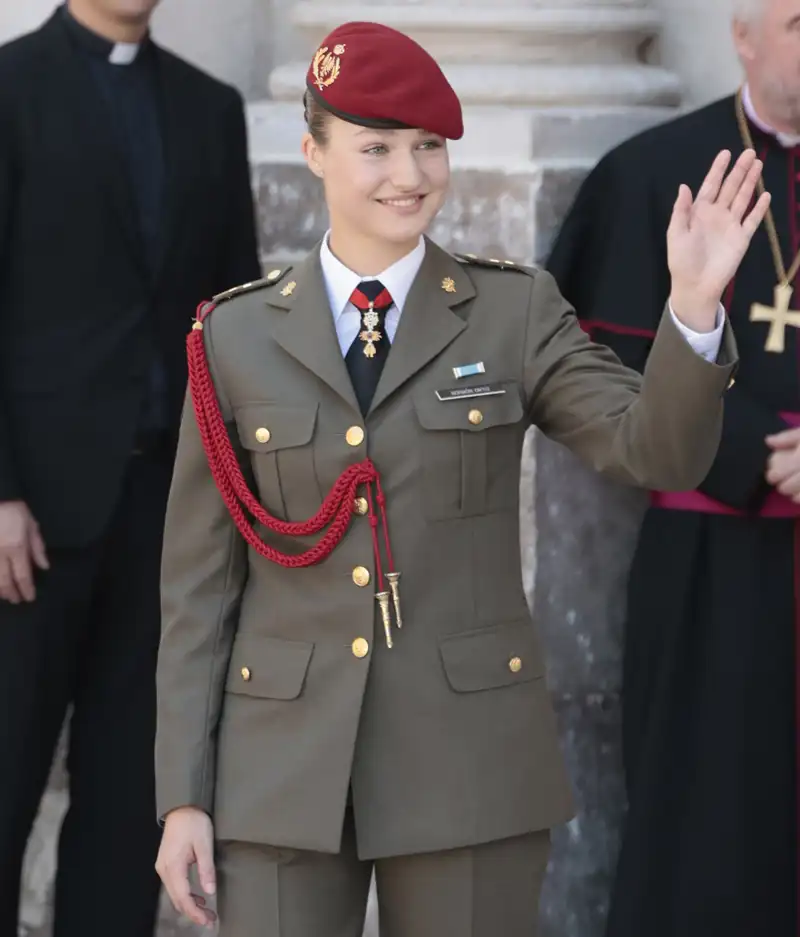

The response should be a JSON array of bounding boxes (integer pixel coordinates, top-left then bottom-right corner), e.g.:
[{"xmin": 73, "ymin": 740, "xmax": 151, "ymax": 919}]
[
  {"xmin": 732, "ymin": 16, "xmax": 757, "ymax": 63},
  {"xmin": 301, "ymin": 132, "xmax": 324, "ymax": 178}
]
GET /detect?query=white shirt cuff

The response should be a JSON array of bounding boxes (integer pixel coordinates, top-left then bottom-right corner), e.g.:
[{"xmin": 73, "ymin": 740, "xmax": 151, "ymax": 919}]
[{"xmin": 668, "ymin": 302, "xmax": 725, "ymax": 363}]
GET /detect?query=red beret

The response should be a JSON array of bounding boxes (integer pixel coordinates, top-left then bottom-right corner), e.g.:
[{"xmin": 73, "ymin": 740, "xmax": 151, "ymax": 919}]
[{"xmin": 306, "ymin": 22, "xmax": 463, "ymax": 141}]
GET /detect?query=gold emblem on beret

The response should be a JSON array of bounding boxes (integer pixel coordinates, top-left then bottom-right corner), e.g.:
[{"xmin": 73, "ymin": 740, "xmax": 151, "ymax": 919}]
[
  {"xmin": 441, "ymin": 277, "xmax": 456, "ymax": 293},
  {"xmin": 280, "ymin": 281, "xmax": 296, "ymax": 296},
  {"xmin": 312, "ymin": 44, "xmax": 345, "ymax": 91}
]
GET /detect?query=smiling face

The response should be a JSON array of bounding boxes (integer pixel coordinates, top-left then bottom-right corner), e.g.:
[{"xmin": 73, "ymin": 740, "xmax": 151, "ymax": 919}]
[{"xmin": 302, "ymin": 108, "xmax": 451, "ymax": 272}]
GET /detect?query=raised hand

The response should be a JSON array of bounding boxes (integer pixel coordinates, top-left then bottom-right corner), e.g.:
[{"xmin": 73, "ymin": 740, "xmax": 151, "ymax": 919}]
[{"xmin": 667, "ymin": 148, "xmax": 771, "ymax": 332}]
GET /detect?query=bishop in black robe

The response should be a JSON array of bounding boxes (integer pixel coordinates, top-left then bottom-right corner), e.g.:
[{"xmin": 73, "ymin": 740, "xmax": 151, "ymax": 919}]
[{"xmin": 547, "ymin": 90, "xmax": 799, "ymax": 937}]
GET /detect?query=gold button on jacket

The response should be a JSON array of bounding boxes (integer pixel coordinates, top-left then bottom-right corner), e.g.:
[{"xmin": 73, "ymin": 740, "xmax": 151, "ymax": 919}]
[
  {"xmin": 351, "ymin": 638, "xmax": 369, "ymax": 659},
  {"xmin": 345, "ymin": 426, "xmax": 365, "ymax": 447},
  {"xmin": 157, "ymin": 238, "xmax": 738, "ymax": 863}
]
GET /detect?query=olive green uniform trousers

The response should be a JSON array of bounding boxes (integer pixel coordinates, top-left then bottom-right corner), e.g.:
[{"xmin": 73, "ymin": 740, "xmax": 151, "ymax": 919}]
[{"xmin": 216, "ymin": 810, "xmax": 550, "ymax": 937}]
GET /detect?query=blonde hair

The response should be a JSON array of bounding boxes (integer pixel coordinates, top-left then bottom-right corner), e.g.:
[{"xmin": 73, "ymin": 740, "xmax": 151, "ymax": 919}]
[{"xmin": 303, "ymin": 91, "xmax": 331, "ymax": 146}]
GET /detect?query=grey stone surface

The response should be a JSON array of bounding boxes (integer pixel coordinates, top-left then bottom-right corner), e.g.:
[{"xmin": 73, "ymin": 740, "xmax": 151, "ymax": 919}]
[
  {"xmin": 532, "ymin": 433, "xmax": 646, "ymax": 937},
  {"xmin": 540, "ymin": 694, "xmax": 628, "ymax": 937},
  {"xmin": 20, "ymin": 157, "xmax": 647, "ymax": 937},
  {"xmin": 532, "ymin": 433, "xmax": 647, "ymax": 698},
  {"xmin": 253, "ymin": 163, "xmax": 543, "ymax": 263}
]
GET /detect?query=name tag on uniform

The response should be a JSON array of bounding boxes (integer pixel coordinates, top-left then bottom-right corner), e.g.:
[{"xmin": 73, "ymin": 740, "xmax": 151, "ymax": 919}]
[{"xmin": 435, "ymin": 383, "xmax": 506, "ymax": 402}]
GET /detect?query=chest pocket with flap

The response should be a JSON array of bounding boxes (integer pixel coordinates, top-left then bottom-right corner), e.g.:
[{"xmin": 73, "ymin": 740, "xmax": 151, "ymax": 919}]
[
  {"xmin": 413, "ymin": 384, "xmax": 526, "ymax": 519},
  {"xmin": 233, "ymin": 403, "xmax": 322, "ymax": 521}
]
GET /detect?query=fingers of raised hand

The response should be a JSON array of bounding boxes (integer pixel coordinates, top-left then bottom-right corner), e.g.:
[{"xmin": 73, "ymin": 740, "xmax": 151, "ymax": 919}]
[
  {"xmin": 716, "ymin": 149, "xmax": 758, "ymax": 212},
  {"xmin": 741, "ymin": 190, "xmax": 771, "ymax": 239},
  {"xmin": 695, "ymin": 149, "xmax": 733, "ymax": 204},
  {"xmin": 667, "ymin": 184, "xmax": 693, "ymax": 233}
]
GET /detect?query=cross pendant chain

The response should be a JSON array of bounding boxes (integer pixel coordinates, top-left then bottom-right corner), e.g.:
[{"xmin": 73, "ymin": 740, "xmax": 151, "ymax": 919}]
[
  {"xmin": 749, "ymin": 283, "xmax": 800, "ymax": 353},
  {"xmin": 736, "ymin": 89, "xmax": 800, "ymax": 353}
]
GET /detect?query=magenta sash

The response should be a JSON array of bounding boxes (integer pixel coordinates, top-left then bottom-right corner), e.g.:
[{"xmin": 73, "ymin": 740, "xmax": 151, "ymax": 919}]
[{"xmin": 650, "ymin": 412, "xmax": 800, "ymax": 518}]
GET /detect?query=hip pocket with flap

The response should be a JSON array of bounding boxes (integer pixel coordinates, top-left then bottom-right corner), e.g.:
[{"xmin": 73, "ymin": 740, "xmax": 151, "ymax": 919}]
[
  {"xmin": 225, "ymin": 633, "xmax": 314, "ymax": 700},
  {"xmin": 413, "ymin": 384, "xmax": 525, "ymax": 519},
  {"xmin": 438, "ymin": 620, "xmax": 545, "ymax": 693},
  {"xmin": 234, "ymin": 403, "xmax": 322, "ymax": 521}
]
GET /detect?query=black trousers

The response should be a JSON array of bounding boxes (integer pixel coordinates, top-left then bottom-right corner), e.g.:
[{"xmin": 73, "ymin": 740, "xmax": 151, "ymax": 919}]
[{"xmin": 0, "ymin": 446, "xmax": 173, "ymax": 937}]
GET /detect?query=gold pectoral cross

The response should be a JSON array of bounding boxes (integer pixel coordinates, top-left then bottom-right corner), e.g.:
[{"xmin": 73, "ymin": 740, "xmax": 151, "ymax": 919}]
[{"xmin": 750, "ymin": 283, "xmax": 800, "ymax": 353}]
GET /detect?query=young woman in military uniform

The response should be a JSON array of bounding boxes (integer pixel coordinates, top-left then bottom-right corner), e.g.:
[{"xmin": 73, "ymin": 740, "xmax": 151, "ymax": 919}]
[{"xmin": 154, "ymin": 20, "xmax": 767, "ymax": 937}]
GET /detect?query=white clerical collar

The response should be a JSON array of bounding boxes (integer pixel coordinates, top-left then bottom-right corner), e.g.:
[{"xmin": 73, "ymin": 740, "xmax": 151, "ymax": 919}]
[
  {"xmin": 319, "ymin": 233, "xmax": 426, "ymax": 323},
  {"xmin": 742, "ymin": 83, "xmax": 800, "ymax": 148},
  {"xmin": 109, "ymin": 42, "xmax": 140, "ymax": 65},
  {"xmin": 62, "ymin": 5, "xmax": 143, "ymax": 64}
]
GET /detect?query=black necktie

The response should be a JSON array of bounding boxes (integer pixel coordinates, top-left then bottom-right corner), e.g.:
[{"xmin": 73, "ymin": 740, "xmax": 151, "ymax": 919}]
[{"xmin": 345, "ymin": 280, "xmax": 393, "ymax": 414}]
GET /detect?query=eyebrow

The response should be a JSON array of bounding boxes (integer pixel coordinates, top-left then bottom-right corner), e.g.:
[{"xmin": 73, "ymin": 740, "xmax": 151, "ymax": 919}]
[
  {"xmin": 354, "ymin": 127, "xmax": 397, "ymax": 137},
  {"xmin": 353, "ymin": 127, "xmax": 432, "ymax": 137}
]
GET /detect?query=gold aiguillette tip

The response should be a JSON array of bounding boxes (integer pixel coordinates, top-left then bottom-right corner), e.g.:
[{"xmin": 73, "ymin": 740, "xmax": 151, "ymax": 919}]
[
  {"xmin": 386, "ymin": 572, "xmax": 403, "ymax": 629},
  {"xmin": 375, "ymin": 591, "xmax": 393, "ymax": 648}
]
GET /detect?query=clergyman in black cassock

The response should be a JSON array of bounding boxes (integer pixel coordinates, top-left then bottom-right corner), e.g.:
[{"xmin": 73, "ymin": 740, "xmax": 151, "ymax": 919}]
[
  {"xmin": 0, "ymin": 3, "xmax": 261, "ymax": 936},
  {"xmin": 547, "ymin": 88, "xmax": 800, "ymax": 937}
]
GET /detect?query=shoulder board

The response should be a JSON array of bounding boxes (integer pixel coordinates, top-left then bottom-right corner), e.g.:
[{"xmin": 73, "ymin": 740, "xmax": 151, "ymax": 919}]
[
  {"xmin": 212, "ymin": 266, "xmax": 293, "ymax": 304},
  {"xmin": 453, "ymin": 252, "xmax": 534, "ymax": 275}
]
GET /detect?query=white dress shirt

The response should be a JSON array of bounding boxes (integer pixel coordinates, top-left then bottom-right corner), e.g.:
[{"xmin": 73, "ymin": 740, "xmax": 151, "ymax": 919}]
[
  {"xmin": 320, "ymin": 233, "xmax": 426, "ymax": 354},
  {"xmin": 318, "ymin": 233, "xmax": 724, "ymax": 363}
]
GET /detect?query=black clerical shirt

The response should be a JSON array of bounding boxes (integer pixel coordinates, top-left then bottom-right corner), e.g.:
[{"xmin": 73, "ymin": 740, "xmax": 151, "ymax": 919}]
[{"xmin": 61, "ymin": 3, "xmax": 168, "ymax": 436}]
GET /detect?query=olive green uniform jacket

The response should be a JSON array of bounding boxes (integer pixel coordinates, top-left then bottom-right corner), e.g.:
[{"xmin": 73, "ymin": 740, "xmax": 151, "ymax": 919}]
[{"xmin": 156, "ymin": 239, "xmax": 737, "ymax": 859}]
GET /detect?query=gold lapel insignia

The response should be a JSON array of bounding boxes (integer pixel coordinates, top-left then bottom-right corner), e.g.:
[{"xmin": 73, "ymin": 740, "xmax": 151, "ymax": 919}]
[
  {"xmin": 441, "ymin": 277, "xmax": 457, "ymax": 294},
  {"xmin": 280, "ymin": 280, "xmax": 297, "ymax": 297}
]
